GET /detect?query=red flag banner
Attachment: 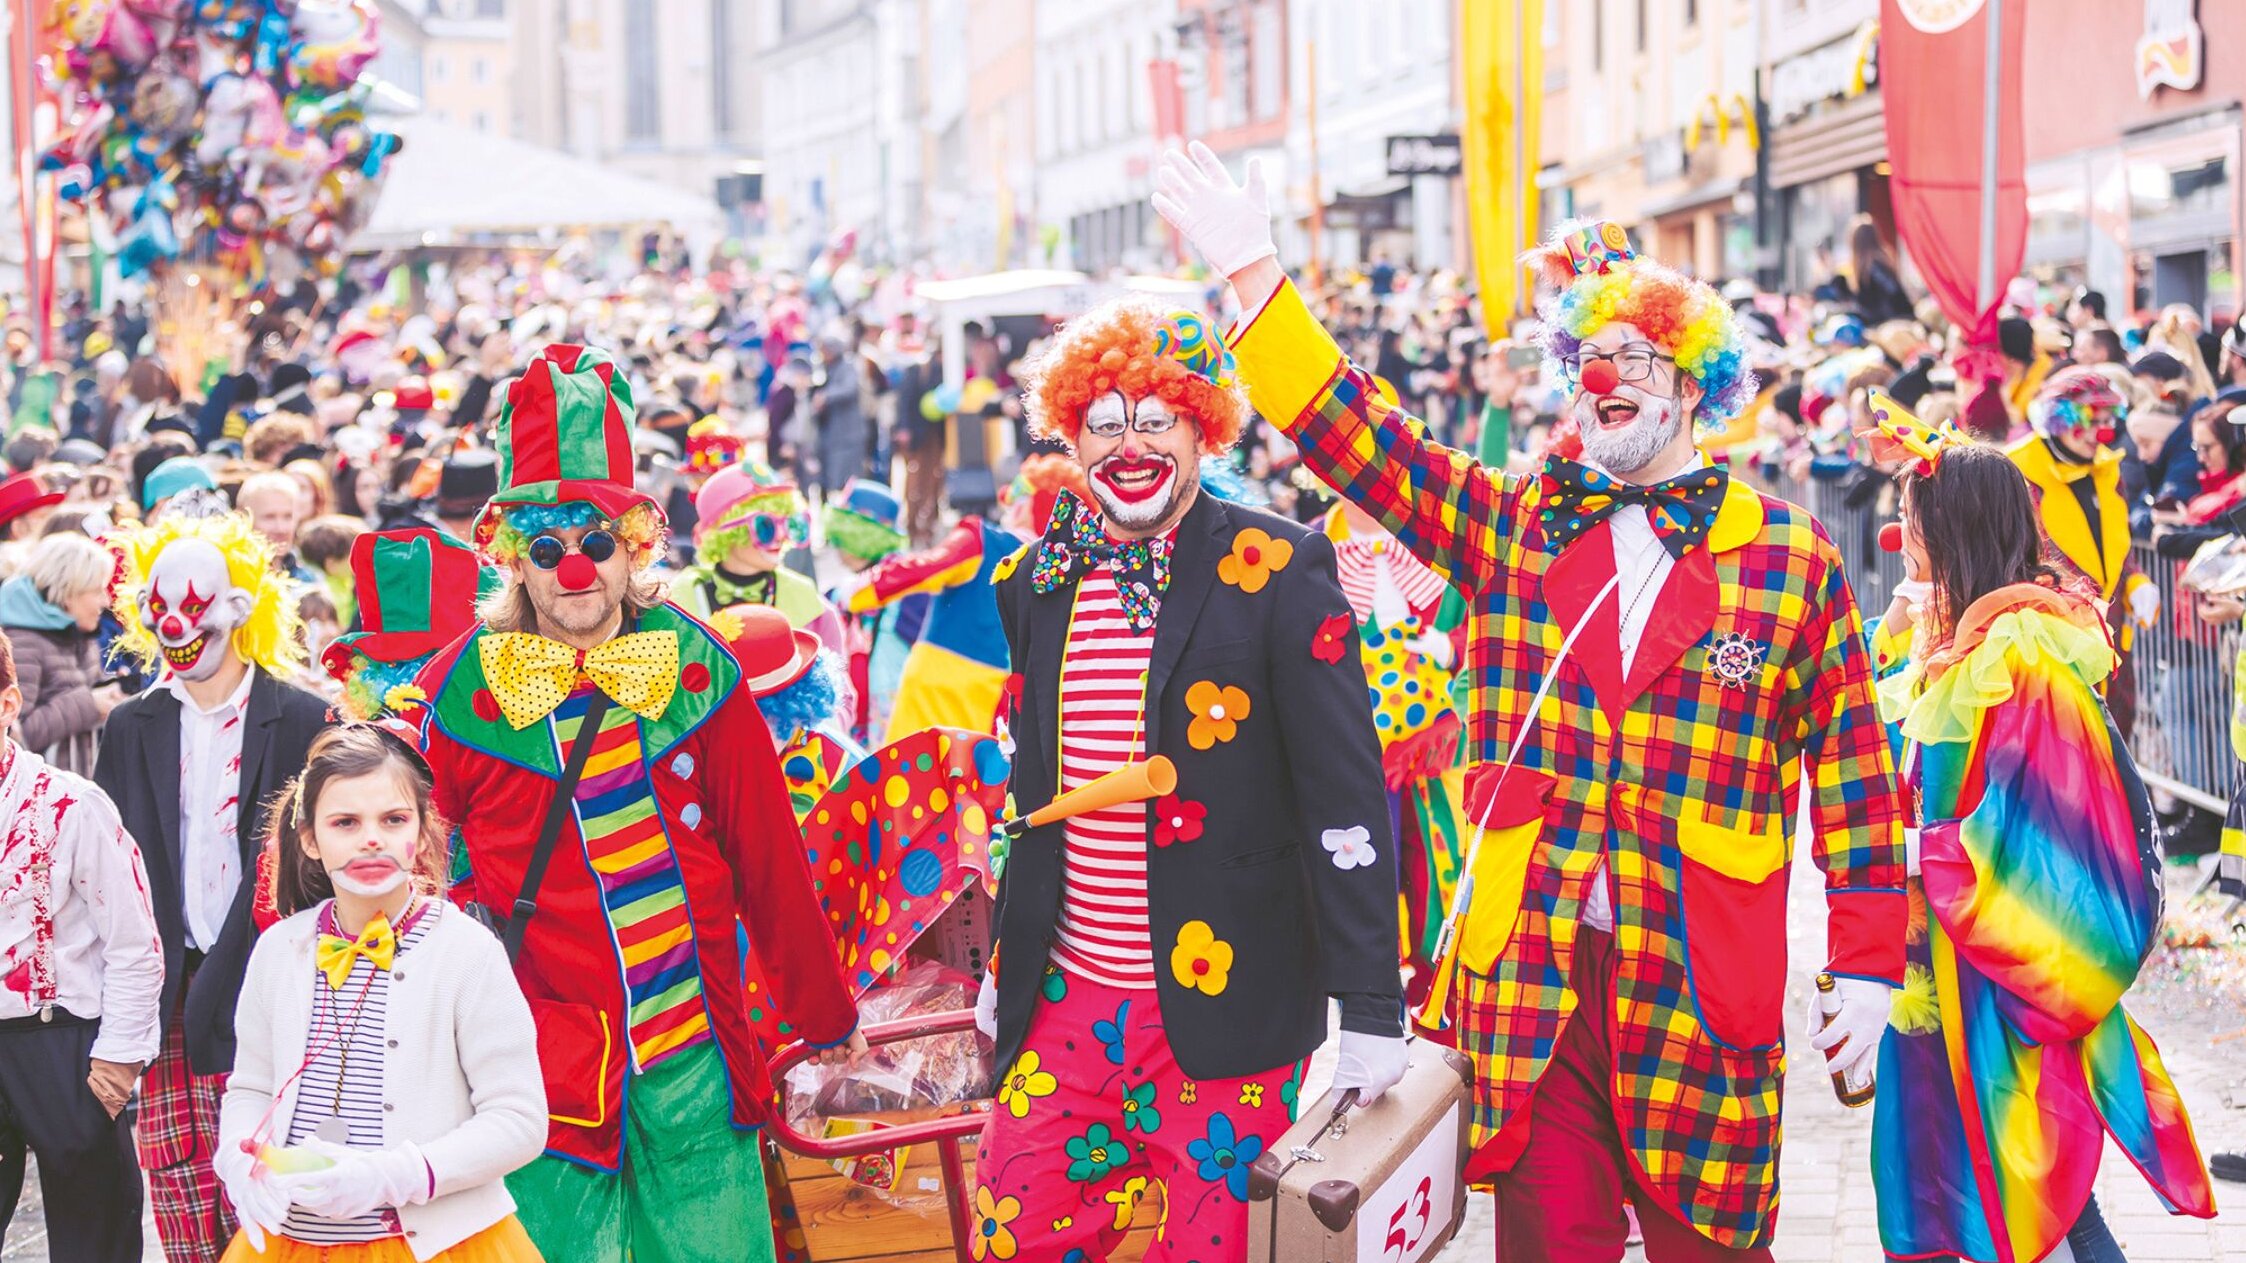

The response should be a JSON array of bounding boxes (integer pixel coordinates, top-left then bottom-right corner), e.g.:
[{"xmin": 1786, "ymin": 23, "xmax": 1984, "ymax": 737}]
[{"xmin": 1879, "ymin": 0, "xmax": 2027, "ymax": 344}]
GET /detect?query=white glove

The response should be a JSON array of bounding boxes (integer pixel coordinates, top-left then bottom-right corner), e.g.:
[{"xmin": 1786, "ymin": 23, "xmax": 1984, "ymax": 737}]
[
  {"xmin": 1404, "ymin": 629, "xmax": 1455, "ymax": 670},
  {"xmin": 1151, "ymin": 141, "xmax": 1278, "ymax": 278},
  {"xmin": 269, "ymin": 1139, "xmax": 432, "ymax": 1222},
  {"xmin": 2129, "ymin": 581, "xmax": 2161, "ymax": 628},
  {"xmin": 213, "ymin": 1139, "xmax": 289, "ymax": 1253},
  {"xmin": 1892, "ymin": 578, "xmax": 1933, "ymax": 614},
  {"xmin": 974, "ymin": 968, "xmax": 997, "ymax": 1039},
  {"xmin": 1808, "ymin": 977, "xmax": 1894, "ymax": 1084},
  {"xmin": 1903, "ymin": 827, "xmax": 1921, "ymax": 878},
  {"xmin": 1330, "ymin": 1032, "xmax": 1410, "ymax": 1108}
]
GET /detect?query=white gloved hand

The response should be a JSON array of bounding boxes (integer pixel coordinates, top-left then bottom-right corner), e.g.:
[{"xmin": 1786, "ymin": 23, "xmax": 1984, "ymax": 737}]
[
  {"xmin": 2129, "ymin": 581, "xmax": 2161, "ymax": 628},
  {"xmin": 1808, "ymin": 977, "xmax": 1894, "ymax": 1083},
  {"xmin": 1891, "ymin": 578, "xmax": 1933, "ymax": 615},
  {"xmin": 1903, "ymin": 827, "xmax": 1921, "ymax": 878},
  {"xmin": 974, "ymin": 968, "xmax": 997, "ymax": 1039},
  {"xmin": 1151, "ymin": 141, "xmax": 1278, "ymax": 278},
  {"xmin": 213, "ymin": 1139, "xmax": 290, "ymax": 1253},
  {"xmin": 1330, "ymin": 1032, "xmax": 1410, "ymax": 1108},
  {"xmin": 269, "ymin": 1139, "xmax": 432, "ymax": 1222},
  {"xmin": 1404, "ymin": 629, "xmax": 1455, "ymax": 670}
]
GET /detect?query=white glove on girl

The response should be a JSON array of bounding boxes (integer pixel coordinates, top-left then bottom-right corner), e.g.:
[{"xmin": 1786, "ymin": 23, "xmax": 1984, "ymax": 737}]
[
  {"xmin": 2129, "ymin": 581, "xmax": 2161, "ymax": 628},
  {"xmin": 1808, "ymin": 977, "xmax": 1894, "ymax": 1083},
  {"xmin": 1330, "ymin": 1032, "xmax": 1411, "ymax": 1108},
  {"xmin": 214, "ymin": 1141, "xmax": 290, "ymax": 1252},
  {"xmin": 974, "ymin": 968, "xmax": 998, "ymax": 1039},
  {"xmin": 269, "ymin": 1139, "xmax": 433, "ymax": 1221},
  {"xmin": 1151, "ymin": 142, "xmax": 1278, "ymax": 278}
]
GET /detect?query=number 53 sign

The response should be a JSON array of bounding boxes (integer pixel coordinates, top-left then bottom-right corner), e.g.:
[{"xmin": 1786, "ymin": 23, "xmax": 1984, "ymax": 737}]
[{"xmin": 1356, "ymin": 1103, "xmax": 1461, "ymax": 1263}]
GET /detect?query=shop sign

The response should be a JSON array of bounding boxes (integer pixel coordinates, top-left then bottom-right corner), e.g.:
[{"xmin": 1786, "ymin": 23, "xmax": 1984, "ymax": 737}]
[
  {"xmin": 2137, "ymin": 0, "xmax": 2204, "ymax": 98},
  {"xmin": 1895, "ymin": 0, "xmax": 1984, "ymax": 34},
  {"xmin": 1385, "ymin": 134, "xmax": 1463, "ymax": 178},
  {"xmin": 1770, "ymin": 31, "xmax": 1880, "ymax": 124}
]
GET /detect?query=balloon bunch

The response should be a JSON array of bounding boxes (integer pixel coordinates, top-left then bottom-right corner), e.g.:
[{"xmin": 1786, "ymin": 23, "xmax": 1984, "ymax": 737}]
[{"xmin": 39, "ymin": 0, "xmax": 399, "ymax": 285}]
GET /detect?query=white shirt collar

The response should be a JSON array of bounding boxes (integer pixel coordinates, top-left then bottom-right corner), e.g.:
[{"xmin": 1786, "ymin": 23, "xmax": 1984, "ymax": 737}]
[
  {"xmin": 1579, "ymin": 450, "xmax": 1707, "ymax": 482},
  {"xmin": 161, "ymin": 666, "xmax": 255, "ymax": 718}
]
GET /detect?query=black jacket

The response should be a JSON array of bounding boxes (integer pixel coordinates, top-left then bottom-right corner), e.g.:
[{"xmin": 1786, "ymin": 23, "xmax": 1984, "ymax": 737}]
[
  {"xmin": 93, "ymin": 668, "xmax": 332, "ymax": 1074},
  {"xmin": 992, "ymin": 491, "xmax": 1402, "ymax": 1080}
]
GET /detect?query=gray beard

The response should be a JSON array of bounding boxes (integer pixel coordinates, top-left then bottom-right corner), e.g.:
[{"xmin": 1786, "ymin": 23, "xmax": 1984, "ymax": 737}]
[{"xmin": 1577, "ymin": 398, "xmax": 1684, "ymax": 477}]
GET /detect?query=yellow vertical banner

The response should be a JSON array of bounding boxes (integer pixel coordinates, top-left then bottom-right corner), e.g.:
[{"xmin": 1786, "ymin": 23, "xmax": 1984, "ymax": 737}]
[{"xmin": 1460, "ymin": 0, "xmax": 1544, "ymax": 334}]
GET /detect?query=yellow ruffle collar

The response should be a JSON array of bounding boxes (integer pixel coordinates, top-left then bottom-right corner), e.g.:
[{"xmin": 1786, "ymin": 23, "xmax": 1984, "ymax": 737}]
[{"xmin": 1876, "ymin": 583, "xmax": 2116, "ymax": 745}]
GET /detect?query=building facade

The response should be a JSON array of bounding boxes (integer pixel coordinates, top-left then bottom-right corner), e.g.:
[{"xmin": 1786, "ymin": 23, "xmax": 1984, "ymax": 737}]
[
  {"xmin": 422, "ymin": 0, "xmax": 511, "ymax": 135},
  {"xmin": 962, "ymin": 0, "xmax": 1040, "ymax": 270},
  {"xmin": 1033, "ymin": 0, "xmax": 1177, "ymax": 273},
  {"xmin": 1284, "ymin": 0, "xmax": 1455, "ymax": 270},
  {"xmin": 1757, "ymin": 0, "xmax": 1884, "ymax": 293}
]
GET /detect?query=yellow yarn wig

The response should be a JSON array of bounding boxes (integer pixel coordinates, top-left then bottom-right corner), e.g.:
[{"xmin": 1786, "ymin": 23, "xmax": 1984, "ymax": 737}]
[{"xmin": 108, "ymin": 512, "xmax": 307, "ymax": 678}]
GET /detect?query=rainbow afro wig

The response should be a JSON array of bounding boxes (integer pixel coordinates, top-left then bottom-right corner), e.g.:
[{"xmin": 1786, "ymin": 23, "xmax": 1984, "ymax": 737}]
[
  {"xmin": 1527, "ymin": 220, "xmax": 1758, "ymax": 424},
  {"xmin": 2030, "ymin": 365, "xmax": 2130, "ymax": 441},
  {"xmin": 483, "ymin": 500, "xmax": 668, "ymax": 569},
  {"xmin": 1023, "ymin": 299, "xmax": 1249, "ymax": 454}
]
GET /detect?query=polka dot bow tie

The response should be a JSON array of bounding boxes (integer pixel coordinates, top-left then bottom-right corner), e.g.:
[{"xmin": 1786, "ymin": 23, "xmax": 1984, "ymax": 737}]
[
  {"xmin": 481, "ymin": 630, "xmax": 681, "ymax": 729},
  {"xmin": 1031, "ymin": 490, "xmax": 1173, "ymax": 633},
  {"xmin": 1536, "ymin": 459, "xmax": 1731, "ymax": 561}
]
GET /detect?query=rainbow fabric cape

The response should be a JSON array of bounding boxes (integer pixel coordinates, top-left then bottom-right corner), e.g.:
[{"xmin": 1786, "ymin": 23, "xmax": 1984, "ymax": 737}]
[{"xmin": 1870, "ymin": 587, "xmax": 2215, "ymax": 1263}]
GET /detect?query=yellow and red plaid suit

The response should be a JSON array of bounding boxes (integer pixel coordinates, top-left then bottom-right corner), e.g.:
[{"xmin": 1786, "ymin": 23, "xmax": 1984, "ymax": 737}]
[{"xmin": 1232, "ymin": 281, "xmax": 1907, "ymax": 1249}]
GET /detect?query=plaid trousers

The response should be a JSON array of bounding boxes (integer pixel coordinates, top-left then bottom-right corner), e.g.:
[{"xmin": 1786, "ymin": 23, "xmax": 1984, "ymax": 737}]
[{"xmin": 136, "ymin": 997, "xmax": 235, "ymax": 1263}]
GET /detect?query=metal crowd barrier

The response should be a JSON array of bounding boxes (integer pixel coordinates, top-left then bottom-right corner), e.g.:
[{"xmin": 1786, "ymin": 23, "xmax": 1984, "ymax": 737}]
[{"xmin": 1739, "ymin": 463, "xmax": 2238, "ymax": 815}]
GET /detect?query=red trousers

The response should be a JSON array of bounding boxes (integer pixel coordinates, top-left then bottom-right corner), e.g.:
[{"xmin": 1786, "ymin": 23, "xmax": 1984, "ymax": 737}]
[{"xmin": 1492, "ymin": 930, "xmax": 1774, "ymax": 1263}]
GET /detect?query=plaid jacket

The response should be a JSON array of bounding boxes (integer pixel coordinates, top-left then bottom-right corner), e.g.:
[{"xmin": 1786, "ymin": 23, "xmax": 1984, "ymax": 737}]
[{"xmin": 1233, "ymin": 282, "xmax": 1907, "ymax": 1249}]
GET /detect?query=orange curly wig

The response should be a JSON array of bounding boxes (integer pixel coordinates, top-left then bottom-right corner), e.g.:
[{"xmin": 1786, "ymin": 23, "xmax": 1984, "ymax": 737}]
[{"xmin": 1022, "ymin": 299, "xmax": 1249, "ymax": 454}]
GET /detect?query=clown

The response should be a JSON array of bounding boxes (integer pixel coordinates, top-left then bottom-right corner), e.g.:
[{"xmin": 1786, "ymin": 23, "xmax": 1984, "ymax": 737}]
[
  {"xmin": 93, "ymin": 511, "xmax": 334, "ymax": 1263},
  {"xmin": 971, "ymin": 298, "xmax": 1406, "ymax": 1263},
  {"xmin": 1158, "ymin": 143, "xmax": 1907, "ymax": 1261},
  {"xmin": 2006, "ymin": 366, "xmax": 2158, "ymax": 741},
  {"xmin": 412, "ymin": 345, "xmax": 863, "ymax": 1263},
  {"xmin": 320, "ymin": 527, "xmax": 497, "ymax": 721},
  {"xmin": 673, "ymin": 458, "xmax": 847, "ymax": 657},
  {"xmin": 819, "ymin": 477, "xmax": 911, "ymax": 743},
  {"xmin": 714, "ymin": 602, "xmax": 868, "ymax": 821}
]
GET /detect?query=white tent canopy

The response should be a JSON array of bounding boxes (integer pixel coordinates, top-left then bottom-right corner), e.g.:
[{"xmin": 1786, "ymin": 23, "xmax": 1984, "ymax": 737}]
[
  {"xmin": 354, "ymin": 114, "xmax": 725, "ymax": 249},
  {"xmin": 914, "ymin": 269, "xmax": 1218, "ymax": 385}
]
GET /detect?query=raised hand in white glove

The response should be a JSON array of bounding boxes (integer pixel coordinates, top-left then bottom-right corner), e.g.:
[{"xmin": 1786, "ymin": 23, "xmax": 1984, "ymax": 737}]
[
  {"xmin": 974, "ymin": 968, "xmax": 997, "ymax": 1039},
  {"xmin": 1330, "ymin": 1032, "xmax": 1410, "ymax": 1108},
  {"xmin": 269, "ymin": 1139, "xmax": 432, "ymax": 1222},
  {"xmin": 1808, "ymin": 977, "xmax": 1894, "ymax": 1084},
  {"xmin": 1151, "ymin": 141, "xmax": 1278, "ymax": 278},
  {"xmin": 2129, "ymin": 581, "xmax": 2161, "ymax": 628},
  {"xmin": 1902, "ymin": 827, "xmax": 1921, "ymax": 878},
  {"xmin": 213, "ymin": 1139, "xmax": 291, "ymax": 1253},
  {"xmin": 1403, "ymin": 629, "xmax": 1456, "ymax": 670}
]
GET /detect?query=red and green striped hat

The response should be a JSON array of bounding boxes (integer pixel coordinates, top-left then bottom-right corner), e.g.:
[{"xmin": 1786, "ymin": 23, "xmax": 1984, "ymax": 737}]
[
  {"xmin": 321, "ymin": 528, "xmax": 497, "ymax": 677},
  {"xmin": 474, "ymin": 344, "xmax": 658, "ymax": 542}
]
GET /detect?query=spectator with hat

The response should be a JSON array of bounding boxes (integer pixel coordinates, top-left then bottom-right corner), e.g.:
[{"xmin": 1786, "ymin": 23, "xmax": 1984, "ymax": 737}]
[{"xmin": 433, "ymin": 448, "xmax": 500, "ymax": 545}]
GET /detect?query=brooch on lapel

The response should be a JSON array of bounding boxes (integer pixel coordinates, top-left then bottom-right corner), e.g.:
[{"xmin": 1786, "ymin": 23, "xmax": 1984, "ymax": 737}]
[{"xmin": 1706, "ymin": 631, "xmax": 1768, "ymax": 690}]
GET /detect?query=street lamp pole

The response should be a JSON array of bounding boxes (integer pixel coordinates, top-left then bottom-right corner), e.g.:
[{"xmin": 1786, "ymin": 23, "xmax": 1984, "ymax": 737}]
[{"xmin": 1975, "ymin": 0, "xmax": 2002, "ymax": 318}]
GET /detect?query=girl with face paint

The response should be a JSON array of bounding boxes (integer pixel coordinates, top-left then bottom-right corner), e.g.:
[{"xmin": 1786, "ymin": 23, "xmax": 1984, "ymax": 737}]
[{"xmin": 213, "ymin": 724, "xmax": 548, "ymax": 1262}]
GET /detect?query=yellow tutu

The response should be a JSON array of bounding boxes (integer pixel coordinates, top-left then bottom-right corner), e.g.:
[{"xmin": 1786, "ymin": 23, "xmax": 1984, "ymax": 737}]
[{"xmin": 219, "ymin": 1215, "xmax": 543, "ymax": 1262}]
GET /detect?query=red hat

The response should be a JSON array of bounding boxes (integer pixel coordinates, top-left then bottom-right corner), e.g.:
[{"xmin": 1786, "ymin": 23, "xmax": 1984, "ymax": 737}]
[
  {"xmin": 475, "ymin": 344, "xmax": 658, "ymax": 543},
  {"xmin": 717, "ymin": 603, "xmax": 819, "ymax": 697},
  {"xmin": 0, "ymin": 473, "xmax": 62, "ymax": 528},
  {"xmin": 320, "ymin": 528, "xmax": 496, "ymax": 679}
]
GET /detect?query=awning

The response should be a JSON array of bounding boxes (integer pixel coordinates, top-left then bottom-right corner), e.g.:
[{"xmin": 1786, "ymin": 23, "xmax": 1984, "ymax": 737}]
[
  {"xmin": 1640, "ymin": 176, "xmax": 1748, "ymax": 221},
  {"xmin": 1768, "ymin": 94, "xmax": 1888, "ymax": 189}
]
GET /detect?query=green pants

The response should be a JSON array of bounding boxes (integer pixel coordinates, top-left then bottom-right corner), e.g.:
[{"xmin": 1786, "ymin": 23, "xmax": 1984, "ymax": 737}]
[{"xmin": 508, "ymin": 1043, "xmax": 775, "ymax": 1263}]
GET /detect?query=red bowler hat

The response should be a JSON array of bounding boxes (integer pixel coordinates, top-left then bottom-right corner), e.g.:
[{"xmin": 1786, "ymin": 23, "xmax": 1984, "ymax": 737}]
[
  {"xmin": 716, "ymin": 602, "xmax": 819, "ymax": 698},
  {"xmin": 0, "ymin": 473, "xmax": 63, "ymax": 528}
]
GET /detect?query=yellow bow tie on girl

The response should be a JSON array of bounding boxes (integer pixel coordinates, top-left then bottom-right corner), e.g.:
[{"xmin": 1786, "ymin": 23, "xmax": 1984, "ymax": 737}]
[
  {"xmin": 479, "ymin": 629, "xmax": 681, "ymax": 729},
  {"xmin": 316, "ymin": 915, "xmax": 399, "ymax": 990}
]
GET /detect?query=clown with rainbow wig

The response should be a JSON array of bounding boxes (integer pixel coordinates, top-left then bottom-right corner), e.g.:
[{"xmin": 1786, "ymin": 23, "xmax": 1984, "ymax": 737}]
[{"xmin": 1158, "ymin": 143, "xmax": 1908, "ymax": 1259}]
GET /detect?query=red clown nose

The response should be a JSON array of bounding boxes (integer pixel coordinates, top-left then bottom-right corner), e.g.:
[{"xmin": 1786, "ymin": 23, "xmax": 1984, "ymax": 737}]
[
  {"xmin": 1878, "ymin": 522, "xmax": 1903, "ymax": 553},
  {"xmin": 1579, "ymin": 358, "xmax": 1621, "ymax": 396},
  {"xmin": 557, "ymin": 552, "xmax": 598, "ymax": 592}
]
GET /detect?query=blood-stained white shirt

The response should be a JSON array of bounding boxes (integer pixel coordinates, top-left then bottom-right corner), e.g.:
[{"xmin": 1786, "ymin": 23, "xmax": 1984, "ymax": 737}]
[
  {"xmin": 0, "ymin": 741, "xmax": 165, "ymax": 1063},
  {"xmin": 163, "ymin": 669, "xmax": 253, "ymax": 952}
]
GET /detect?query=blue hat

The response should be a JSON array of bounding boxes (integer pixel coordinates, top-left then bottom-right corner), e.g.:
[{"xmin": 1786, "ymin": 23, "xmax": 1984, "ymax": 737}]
[{"xmin": 141, "ymin": 456, "xmax": 216, "ymax": 511}]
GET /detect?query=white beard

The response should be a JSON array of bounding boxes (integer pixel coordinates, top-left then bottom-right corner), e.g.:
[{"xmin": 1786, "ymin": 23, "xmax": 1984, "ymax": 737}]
[{"xmin": 1577, "ymin": 392, "xmax": 1685, "ymax": 477}]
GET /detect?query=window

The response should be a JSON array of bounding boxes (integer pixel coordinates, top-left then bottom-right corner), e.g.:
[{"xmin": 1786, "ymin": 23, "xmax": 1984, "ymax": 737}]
[
  {"xmin": 472, "ymin": 110, "xmax": 490, "ymax": 131},
  {"xmin": 1685, "ymin": 0, "xmax": 1697, "ymax": 25},
  {"xmin": 471, "ymin": 57, "xmax": 488, "ymax": 84},
  {"xmin": 475, "ymin": 0, "xmax": 503, "ymax": 16},
  {"xmin": 1593, "ymin": 0, "xmax": 1603, "ymax": 70},
  {"xmin": 431, "ymin": 54, "xmax": 448, "ymax": 82},
  {"xmin": 712, "ymin": 0, "xmax": 735, "ymax": 137},
  {"xmin": 624, "ymin": 0, "xmax": 659, "ymax": 141}
]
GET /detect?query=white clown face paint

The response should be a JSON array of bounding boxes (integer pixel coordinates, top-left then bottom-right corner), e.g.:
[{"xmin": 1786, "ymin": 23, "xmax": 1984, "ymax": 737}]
[
  {"xmin": 306, "ymin": 769, "xmax": 423, "ymax": 899},
  {"xmin": 139, "ymin": 538, "xmax": 255, "ymax": 680}
]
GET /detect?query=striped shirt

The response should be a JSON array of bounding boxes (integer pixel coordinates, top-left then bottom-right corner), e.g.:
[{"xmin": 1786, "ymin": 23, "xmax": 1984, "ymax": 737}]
[
  {"xmin": 1051, "ymin": 565, "xmax": 1159, "ymax": 989},
  {"xmin": 278, "ymin": 901, "xmax": 434, "ymax": 1244}
]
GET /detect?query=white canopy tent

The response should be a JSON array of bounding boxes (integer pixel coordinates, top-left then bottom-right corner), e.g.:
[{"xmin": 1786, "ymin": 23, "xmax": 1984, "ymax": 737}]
[
  {"xmin": 353, "ymin": 114, "xmax": 726, "ymax": 251},
  {"xmin": 913, "ymin": 269, "xmax": 1217, "ymax": 385}
]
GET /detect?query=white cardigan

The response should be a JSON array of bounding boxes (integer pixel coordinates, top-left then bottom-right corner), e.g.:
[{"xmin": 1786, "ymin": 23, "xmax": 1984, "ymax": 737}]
[{"xmin": 220, "ymin": 900, "xmax": 547, "ymax": 1261}]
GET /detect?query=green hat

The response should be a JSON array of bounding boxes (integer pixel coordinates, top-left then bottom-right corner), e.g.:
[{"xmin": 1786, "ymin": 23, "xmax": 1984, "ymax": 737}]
[
  {"xmin": 321, "ymin": 528, "xmax": 497, "ymax": 678},
  {"xmin": 474, "ymin": 345, "xmax": 658, "ymax": 545}
]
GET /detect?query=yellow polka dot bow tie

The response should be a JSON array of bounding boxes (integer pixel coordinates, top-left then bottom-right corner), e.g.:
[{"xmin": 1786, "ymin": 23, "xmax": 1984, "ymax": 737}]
[
  {"xmin": 316, "ymin": 914, "xmax": 398, "ymax": 990},
  {"xmin": 1536, "ymin": 459, "xmax": 1730, "ymax": 561},
  {"xmin": 481, "ymin": 630, "xmax": 682, "ymax": 729}
]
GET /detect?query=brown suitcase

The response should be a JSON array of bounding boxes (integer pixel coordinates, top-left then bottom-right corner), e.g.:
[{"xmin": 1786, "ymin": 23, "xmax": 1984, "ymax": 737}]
[{"xmin": 1245, "ymin": 1045, "xmax": 1473, "ymax": 1263}]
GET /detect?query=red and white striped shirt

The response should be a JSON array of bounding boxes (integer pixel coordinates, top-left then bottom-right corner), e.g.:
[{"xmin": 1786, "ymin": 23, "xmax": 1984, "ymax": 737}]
[{"xmin": 1050, "ymin": 564, "xmax": 1159, "ymax": 989}]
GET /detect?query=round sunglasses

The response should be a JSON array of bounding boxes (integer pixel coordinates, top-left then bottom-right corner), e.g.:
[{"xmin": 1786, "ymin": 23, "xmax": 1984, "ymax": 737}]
[{"xmin": 527, "ymin": 528, "xmax": 620, "ymax": 571}]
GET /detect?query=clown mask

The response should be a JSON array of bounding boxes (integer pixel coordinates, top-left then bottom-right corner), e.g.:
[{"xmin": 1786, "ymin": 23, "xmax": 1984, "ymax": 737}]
[
  {"xmin": 1078, "ymin": 391, "xmax": 1201, "ymax": 534},
  {"xmin": 140, "ymin": 537, "xmax": 254, "ymax": 680}
]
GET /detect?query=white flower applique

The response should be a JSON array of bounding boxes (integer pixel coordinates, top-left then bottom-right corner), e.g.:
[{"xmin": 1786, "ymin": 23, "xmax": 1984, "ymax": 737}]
[{"xmin": 1321, "ymin": 825, "xmax": 1377, "ymax": 871}]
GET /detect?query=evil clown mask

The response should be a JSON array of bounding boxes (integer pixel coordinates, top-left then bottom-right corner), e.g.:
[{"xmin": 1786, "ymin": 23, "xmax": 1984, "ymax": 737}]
[{"xmin": 141, "ymin": 537, "xmax": 255, "ymax": 679}]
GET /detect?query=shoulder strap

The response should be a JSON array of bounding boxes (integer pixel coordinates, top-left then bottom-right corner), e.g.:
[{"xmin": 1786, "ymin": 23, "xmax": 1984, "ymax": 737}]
[{"xmin": 501, "ymin": 688, "xmax": 611, "ymax": 963}]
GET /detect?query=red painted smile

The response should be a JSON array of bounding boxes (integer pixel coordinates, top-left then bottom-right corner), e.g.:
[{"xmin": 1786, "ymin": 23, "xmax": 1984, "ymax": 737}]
[{"xmin": 1095, "ymin": 456, "xmax": 1174, "ymax": 505}]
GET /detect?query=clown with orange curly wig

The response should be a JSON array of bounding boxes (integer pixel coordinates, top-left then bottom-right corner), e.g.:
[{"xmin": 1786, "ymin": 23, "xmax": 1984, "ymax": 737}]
[{"xmin": 1160, "ymin": 143, "xmax": 1913, "ymax": 1253}]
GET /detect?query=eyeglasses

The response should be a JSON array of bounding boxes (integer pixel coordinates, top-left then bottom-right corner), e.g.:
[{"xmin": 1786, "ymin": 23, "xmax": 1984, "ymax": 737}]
[
  {"xmin": 741, "ymin": 511, "xmax": 807, "ymax": 550},
  {"xmin": 1560, "ymin": 344, "xmax": 1675, "ymax": 383},
  {"xmin": 527, "ymin": 528, "xmax": 619, "ymax": 571},
  {"xmin": 1083, "ymin": 408, "xmax": 1182, "ymax": 439}
]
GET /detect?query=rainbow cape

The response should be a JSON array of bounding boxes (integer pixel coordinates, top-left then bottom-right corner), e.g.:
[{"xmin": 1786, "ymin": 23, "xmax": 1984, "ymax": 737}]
[{"xmin": 1870, "ymin": 586, "xmax": 2215, "ymax": 1263}]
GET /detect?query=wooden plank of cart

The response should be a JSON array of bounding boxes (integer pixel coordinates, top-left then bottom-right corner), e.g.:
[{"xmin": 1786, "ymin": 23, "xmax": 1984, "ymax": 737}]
[{"xmin": 768, "ymin": 1010, "xmax": 1162, "ymax": 1262}]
